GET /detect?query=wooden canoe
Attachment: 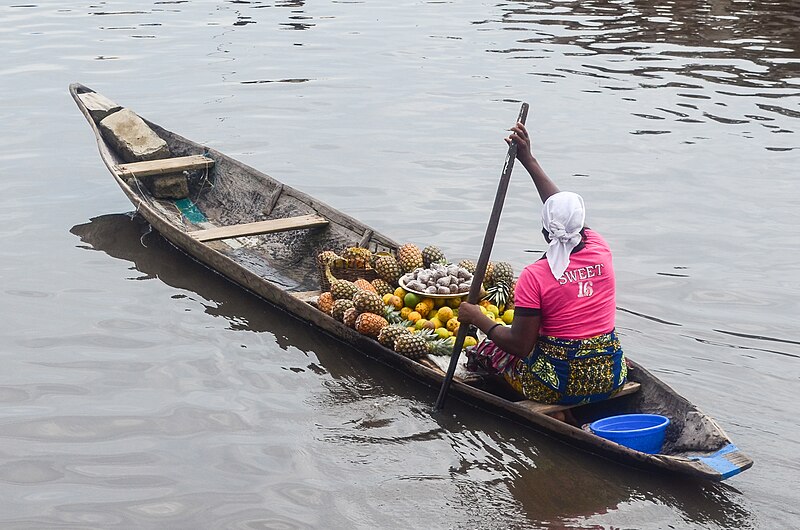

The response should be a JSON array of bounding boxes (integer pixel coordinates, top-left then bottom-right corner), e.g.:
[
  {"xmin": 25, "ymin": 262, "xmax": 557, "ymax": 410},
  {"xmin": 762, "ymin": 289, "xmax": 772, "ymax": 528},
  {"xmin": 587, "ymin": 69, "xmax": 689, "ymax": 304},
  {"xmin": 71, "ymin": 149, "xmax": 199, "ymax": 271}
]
[{"xmin": 70, "ymin": 83, "xmax": 753, "ymax": 482}]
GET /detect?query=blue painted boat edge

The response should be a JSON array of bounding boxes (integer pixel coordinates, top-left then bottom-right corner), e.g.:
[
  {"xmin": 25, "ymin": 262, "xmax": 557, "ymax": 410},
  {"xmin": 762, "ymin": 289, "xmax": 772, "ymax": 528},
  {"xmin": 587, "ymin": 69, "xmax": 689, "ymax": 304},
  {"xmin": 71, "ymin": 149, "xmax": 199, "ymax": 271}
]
[
  {"xmin": 688, "ymin": 444, "xmax": 746, "ymax": 480},
  {"xmin": 175, "ymin": 198, "xmax": 207, "ymax": 224}
]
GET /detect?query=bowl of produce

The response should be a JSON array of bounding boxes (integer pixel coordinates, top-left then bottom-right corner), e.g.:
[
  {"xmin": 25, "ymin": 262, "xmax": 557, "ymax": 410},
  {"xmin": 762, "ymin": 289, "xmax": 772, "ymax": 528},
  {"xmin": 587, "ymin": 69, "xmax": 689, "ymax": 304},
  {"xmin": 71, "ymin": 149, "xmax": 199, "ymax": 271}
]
[{"xmin": 399, "ymin": 263, "xmax": 472, "ymax": 298}]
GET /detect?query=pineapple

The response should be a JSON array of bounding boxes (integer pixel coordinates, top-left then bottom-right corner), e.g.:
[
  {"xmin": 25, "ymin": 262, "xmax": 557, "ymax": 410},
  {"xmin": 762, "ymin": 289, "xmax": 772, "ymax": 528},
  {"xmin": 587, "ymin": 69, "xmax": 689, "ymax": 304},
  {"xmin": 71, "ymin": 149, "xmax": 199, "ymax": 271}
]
[
  {"xmin": 331, "ymin": 299, "xmax": 354, "ymax": 322},
  {"xmin": 316, "ymin": 250, "xmax": 341, "ymax": 267},
  {"xmin": 493, "ymin": 262, "xmax": 514, "ymax": 288},
  {"xmin": 317, "ymin": 292, "xmax": 334, "ymax": 314},
  {"xmin": 354, "ymin": 278, "xmax": 377, "ymax": 293},
  {"xmin": 483, "ymin": 261, "xmax": 495, "ymax": 288},
  {"xmin": 355, "ymin": 313, "xmax": 388, "ymax": 338},
  {"xmin": 374, "ymin": 255, "xmax": 401, "ymax": 284},
  {"xmin": 383, "ymin": 305, "xmax": 405, "ymax": 324},
  {"xmin": 458, "ymin": 259, "xmax": 476, "ymax": 274},
  {"xmin": 326, "ymin": 266, "xmax": 359, "ymax": 300},
  {"xmin": 318, "ymin": 251, "xmax": 344, "ymax": 291},
  {"xmin": 422, "ymin": 245, "xmax": 447, "ymax": 268},
  {"xmin": 397, "ymin": 243, "xmax": 423, "ymax": 273},
  {"xmin": 484, "ymin": 282, "xmax": 512, "ymax": 310},
  {"xmin": 378, "ymin": 324, "xmax": 411, "ymax": 348},
  {"xmin": 393, "ymin": 333, "xmax": 428, "ymax": 359},
  {"xmin": 485, "ymin": 262, "xmax": 514, "ymax": 306},
  {"xmin": 427, "ymin": 337, "xmax": 455, "ymax": 356},
  {"xmin": 352, "ymin": 290, "xmax": 384, "ymax": 315},
  {"xmin": 343, "ymin": 307, "xmax": 359, "ymax": 328},
  {"xmin": 343, "ymin": 247, "xmax": 372, "ymax": 268},
  {"xmin": 331, "ymin": 278, "xmax": 358, "ymax": 300},
  {"xmin": 371, "ymin": 278, "xmax": 393, "ymax": 297}
]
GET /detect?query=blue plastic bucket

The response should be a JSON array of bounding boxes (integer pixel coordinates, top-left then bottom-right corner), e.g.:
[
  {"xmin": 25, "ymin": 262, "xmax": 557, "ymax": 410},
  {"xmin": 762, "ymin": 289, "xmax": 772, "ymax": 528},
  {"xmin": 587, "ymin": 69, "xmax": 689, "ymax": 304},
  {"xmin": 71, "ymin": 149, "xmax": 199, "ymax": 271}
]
[{"xmin": 590, "ymin": 414, "xmax": 670, "ymax": 454}]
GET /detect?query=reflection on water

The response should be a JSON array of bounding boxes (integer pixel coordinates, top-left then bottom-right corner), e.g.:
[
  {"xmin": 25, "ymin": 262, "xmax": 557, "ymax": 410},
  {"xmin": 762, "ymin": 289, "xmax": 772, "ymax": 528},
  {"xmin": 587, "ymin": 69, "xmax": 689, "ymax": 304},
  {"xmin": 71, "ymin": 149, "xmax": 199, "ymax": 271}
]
[
  {"xmin": 71, "ymin": 215, "xmax": 274, "ymax": 331},
  {"xmin": 494, "ymin": 0, "xmax": 798, "ymax": 145}
]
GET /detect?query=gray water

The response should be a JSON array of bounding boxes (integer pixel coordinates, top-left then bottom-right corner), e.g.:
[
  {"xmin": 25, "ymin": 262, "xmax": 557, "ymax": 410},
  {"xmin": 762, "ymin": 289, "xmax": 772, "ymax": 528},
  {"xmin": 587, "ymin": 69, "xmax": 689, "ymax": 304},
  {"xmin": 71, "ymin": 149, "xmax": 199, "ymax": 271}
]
[{"xmin": 1, "ymin": 1, "xmax": 798, "ymax": 528}]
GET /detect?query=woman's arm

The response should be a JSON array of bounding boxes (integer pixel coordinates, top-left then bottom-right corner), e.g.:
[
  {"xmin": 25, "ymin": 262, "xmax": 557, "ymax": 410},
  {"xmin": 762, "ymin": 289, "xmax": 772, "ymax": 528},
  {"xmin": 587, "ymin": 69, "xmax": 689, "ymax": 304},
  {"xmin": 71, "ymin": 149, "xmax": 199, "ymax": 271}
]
[
  {"xmin": 457, "ymin": 303, "xmax": 540, "ymax": 358},
  {"xmin": 506, "ymin": 122, "xmax": 559, "ymax": 203}
]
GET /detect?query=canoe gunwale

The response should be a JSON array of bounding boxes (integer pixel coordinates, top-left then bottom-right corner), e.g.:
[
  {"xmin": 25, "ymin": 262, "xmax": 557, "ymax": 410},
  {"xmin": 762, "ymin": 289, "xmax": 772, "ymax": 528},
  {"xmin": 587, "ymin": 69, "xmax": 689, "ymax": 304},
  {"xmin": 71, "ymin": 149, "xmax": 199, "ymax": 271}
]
[{"xmin": 70, "ymin": 83, "xmax": 752, "ymax": 482}]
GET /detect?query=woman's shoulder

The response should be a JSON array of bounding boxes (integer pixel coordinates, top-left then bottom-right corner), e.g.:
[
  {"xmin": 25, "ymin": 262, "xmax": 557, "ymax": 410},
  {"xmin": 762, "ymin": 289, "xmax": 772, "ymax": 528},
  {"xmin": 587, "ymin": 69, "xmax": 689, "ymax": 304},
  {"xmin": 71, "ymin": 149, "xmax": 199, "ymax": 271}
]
[
  {"xmin": 520, "ymin": 258, "xmax": 551, "ymax": 281},
  {"xmin": 584, "ymin": 228, "xmax": 610, "ymax": 250}
]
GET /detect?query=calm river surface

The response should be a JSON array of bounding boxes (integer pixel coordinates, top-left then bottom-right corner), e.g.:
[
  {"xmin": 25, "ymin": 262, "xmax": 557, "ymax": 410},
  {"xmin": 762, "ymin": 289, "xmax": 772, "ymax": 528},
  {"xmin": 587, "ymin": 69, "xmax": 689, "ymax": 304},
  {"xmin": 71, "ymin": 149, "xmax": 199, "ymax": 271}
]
[{"xmin": 1, "ymin": 1, "xmax": 798, "ymax": 528}]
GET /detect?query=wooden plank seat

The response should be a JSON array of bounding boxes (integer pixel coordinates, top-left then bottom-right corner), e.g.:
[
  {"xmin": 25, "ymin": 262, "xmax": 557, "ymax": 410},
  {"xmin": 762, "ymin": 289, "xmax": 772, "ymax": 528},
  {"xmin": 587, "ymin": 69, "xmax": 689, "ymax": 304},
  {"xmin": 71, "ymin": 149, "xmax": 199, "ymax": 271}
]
[
  {"xmin": 514, "ymin": 381, "xmax": 641, "ymax": 415},
  {"xmin": 116, "ymin": 155, "xmax": 214, "ymax": 178},
  {"xmin": 189, "ymin": 214, "xmax": 329, "ymax": 242}
]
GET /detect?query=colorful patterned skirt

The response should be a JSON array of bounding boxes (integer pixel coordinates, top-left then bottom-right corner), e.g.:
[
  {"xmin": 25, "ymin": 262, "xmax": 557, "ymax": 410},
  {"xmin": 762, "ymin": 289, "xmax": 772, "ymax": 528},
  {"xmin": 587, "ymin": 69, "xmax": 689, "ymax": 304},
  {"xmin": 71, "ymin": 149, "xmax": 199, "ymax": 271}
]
[{"xmin": 467, "ymin": 330, "xmax": 627, "ymax": 405}]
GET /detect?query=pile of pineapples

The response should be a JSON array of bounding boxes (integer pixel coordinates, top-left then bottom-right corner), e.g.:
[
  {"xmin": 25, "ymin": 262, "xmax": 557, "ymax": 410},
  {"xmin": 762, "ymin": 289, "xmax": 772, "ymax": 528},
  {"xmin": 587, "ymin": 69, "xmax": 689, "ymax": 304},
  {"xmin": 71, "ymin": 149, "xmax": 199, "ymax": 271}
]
[{"xmin": 315, "ymin": 243, "xmax": 517, "ymax": 361}]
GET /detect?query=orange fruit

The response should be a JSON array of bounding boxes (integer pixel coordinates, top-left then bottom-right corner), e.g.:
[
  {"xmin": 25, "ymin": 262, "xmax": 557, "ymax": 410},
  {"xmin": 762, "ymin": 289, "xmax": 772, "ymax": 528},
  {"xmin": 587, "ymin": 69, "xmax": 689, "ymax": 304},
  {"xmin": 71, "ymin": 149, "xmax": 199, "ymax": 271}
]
[
  {"xmin": 436, "ymin": 306, "xmax": 454, "ymax": 323},
  {"xmin": 408, "ymin": 311, "xmax": 422, "ymax": 323},
  {"xmin": 388, "ymin": 295, "xmax": 404, "ymax": 310},
  {"xmin": 414, "ymin": 302, "xmax": 429, "ymax": 318},
  {"xmin": 446, "ymin": 317, "xmax": 460, "ymax": 333}
]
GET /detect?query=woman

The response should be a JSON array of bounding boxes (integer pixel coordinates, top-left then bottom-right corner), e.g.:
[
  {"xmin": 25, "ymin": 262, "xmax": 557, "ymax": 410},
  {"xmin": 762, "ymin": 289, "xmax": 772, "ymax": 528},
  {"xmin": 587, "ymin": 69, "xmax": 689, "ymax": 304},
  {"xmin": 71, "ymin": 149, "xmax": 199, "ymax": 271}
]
[{"xmin": 458, "ymin": 122, "xmax": 627, "ymax": 416}]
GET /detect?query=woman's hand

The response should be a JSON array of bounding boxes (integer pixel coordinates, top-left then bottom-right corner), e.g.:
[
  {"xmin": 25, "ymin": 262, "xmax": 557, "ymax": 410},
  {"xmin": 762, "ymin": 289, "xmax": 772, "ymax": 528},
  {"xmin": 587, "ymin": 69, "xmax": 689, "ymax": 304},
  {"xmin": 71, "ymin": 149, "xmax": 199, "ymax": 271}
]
[
  {"xmin": 505, "ymin": 122, "xmax": 534, "ymax": 165},
  {"xmin": 506, "ymin": 121, "xmax": 559, "ymax": 202},
  {"xmin": 460, "ymin": 301, "xmax": 541, "ymax": 358},
  {"xmin": 456, "ymin": 302, "xmax": 489, "ymax": 329}
]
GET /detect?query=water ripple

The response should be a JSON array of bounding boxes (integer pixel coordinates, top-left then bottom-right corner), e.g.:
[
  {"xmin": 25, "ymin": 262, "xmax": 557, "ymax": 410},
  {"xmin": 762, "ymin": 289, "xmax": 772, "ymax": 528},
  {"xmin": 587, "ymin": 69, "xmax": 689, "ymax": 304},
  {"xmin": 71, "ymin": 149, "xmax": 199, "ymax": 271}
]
[{"xmin": 0, "ymin": 0, "xmax": 795, "ymax": 527}]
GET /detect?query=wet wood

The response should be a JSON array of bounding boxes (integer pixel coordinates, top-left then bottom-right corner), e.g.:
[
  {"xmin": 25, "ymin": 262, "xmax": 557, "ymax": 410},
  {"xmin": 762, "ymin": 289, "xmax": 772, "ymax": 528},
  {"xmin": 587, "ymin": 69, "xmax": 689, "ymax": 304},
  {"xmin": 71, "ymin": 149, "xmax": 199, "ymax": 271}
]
[
  {"xmin": 359, "ymin": 229, "xmax": 373, "ymax": 248},
  {"xmin": 116, "ymin": 155, "xmax": 214, "ymax": 178},
  {"xmin": 263, "ymin": 183, "xmax": 284, "ymax": 216},
  {"xmin": 724, "ymin": 451, "xmax": 753, "ymax": 467},
  {"xmin": 189, "ymin": 214, "xmax": 329, "ymax": 242}
]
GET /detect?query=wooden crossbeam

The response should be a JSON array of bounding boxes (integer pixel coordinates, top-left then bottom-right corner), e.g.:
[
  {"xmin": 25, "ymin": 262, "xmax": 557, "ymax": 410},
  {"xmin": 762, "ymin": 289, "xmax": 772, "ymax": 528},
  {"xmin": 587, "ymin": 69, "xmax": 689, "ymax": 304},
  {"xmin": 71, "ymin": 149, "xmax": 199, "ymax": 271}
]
[
  {"xmin": 514, "ymin": 381, "xmax": 641, "ymax": 415},
  {"xmin": 189, "ymin": 214, "xmax": 328, "ymax": 242},
  {"xmin": 116, "ymin": 155, "xmax": 214, "ymax": 178}
]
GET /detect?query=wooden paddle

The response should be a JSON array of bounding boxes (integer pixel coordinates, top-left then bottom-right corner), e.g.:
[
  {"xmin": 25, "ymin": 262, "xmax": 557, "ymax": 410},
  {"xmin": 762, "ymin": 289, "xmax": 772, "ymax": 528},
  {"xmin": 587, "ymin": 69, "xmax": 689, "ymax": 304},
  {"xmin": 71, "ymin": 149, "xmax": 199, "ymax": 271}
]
[{"xmin": 435, "ymin": 102, "xmax": 529, "ymax": 411}]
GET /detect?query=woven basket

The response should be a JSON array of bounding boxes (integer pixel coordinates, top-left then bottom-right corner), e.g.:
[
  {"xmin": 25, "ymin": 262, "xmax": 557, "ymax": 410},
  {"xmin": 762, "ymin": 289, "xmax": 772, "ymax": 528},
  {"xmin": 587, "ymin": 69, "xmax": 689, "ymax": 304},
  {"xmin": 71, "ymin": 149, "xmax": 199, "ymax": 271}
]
[{"xmin": 317, "ymin": 262, "xmax": 380, "ymax": 292}]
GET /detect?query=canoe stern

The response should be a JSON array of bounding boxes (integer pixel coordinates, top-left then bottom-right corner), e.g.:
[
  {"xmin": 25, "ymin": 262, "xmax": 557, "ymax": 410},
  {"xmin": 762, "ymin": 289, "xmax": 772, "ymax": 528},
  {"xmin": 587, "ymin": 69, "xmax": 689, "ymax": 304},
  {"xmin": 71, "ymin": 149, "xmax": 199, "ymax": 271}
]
[{"xmin": 686, "ymin": 443, "xmax": 753, "ymax": 480}]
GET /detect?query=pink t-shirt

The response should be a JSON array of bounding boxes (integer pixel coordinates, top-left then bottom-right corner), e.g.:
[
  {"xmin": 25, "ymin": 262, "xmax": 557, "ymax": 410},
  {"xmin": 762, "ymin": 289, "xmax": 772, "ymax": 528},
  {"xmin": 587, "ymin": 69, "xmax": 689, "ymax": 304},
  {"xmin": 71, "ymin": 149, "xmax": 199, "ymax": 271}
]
[{"xmin": 514, "ymin": 229, "xmax": 616, "ymax": 339}]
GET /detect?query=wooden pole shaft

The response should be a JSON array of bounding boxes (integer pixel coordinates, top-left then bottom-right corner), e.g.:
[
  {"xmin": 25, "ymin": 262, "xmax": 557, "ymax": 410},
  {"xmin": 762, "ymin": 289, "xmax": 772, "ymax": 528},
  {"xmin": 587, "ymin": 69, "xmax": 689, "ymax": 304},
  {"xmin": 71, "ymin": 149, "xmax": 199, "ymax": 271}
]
[{"xmin": 434, "ymin": 102, "xmax": 529, "ymax": 411}]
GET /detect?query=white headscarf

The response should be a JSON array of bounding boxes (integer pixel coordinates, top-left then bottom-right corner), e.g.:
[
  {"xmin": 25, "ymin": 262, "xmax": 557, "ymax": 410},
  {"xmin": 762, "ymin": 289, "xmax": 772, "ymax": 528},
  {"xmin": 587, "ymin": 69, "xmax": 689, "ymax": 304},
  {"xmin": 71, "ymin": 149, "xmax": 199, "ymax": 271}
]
[{"xmin": 541, "ymin": 191, "xmax": 586, "ymax": 280}]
